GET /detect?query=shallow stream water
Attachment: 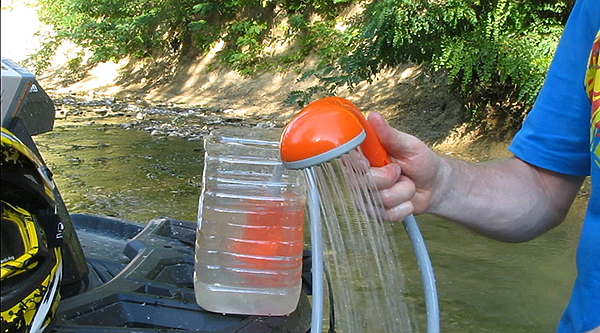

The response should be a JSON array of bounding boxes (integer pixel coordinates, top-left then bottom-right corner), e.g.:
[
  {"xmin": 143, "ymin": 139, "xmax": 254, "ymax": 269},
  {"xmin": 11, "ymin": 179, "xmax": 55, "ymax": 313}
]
[
  {"xmin": 35, "ymin": 122, "xmax": 204, "ymax": 222},
  {"xmin": 35, "ymin": 121, "xmax": 586, "ymax": 333}
]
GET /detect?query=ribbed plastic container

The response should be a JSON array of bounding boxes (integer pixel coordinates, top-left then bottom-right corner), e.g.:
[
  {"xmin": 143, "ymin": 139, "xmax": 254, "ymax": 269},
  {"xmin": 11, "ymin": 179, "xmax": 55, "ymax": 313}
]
[{"xmin": 194, "ymin": 128, "xmax": 306, "ymax": 316}]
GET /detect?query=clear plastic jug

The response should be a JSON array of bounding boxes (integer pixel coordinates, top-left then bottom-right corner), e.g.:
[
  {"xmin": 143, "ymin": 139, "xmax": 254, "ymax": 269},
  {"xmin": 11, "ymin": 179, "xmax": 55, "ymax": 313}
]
[{"xmin": 194, "ymin": 127, "xmax": 306, "ymax": 316}]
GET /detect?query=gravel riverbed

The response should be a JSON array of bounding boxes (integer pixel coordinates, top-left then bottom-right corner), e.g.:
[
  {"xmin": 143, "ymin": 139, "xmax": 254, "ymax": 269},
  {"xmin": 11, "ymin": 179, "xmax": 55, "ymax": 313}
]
[{"xmin": 52, "ymin": 94, "xmax": 285, "ymax": 140}]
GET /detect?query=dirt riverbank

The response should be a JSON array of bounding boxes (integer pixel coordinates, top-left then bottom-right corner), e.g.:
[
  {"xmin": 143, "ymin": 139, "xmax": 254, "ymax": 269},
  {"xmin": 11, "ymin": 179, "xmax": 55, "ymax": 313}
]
[
  {"xmin": 40, "ymin": 56, "xmax": 517, "ymax": 163},
  {"xmin": 38, "ymin": 55, "xmax": 590, "ymax": 210}
]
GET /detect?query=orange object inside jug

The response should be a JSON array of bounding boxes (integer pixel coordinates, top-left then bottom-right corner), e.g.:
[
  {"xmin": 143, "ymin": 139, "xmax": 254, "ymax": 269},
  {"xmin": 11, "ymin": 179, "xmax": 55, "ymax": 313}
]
[{"xmin": 231, "ymin": 199, "xmax": 304, "ymax": 287}]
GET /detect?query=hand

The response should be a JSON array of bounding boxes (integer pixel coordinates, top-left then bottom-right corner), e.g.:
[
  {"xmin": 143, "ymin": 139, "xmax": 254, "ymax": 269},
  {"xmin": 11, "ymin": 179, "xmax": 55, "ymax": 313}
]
[{"xmin": 367, "ymin": 112, "xmax": 444, "ymax": 222}]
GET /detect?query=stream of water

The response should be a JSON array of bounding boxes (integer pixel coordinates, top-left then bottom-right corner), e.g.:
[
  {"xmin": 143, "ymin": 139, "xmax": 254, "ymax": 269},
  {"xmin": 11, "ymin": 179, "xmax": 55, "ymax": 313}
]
[
  {"xmin": 35, "ymin": 122, "xmax": 587, "ymax": 333},
  {"xmin": 310, "ymin": 150, "xmax": 414, "ymax": 332}
]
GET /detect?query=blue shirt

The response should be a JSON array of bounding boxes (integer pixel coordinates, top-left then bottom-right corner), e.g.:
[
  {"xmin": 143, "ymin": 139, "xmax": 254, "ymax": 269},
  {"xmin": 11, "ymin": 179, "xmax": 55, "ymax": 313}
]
[{"xmin": 509, "ymin": 0, "xmax": 600, "ymax": 331}]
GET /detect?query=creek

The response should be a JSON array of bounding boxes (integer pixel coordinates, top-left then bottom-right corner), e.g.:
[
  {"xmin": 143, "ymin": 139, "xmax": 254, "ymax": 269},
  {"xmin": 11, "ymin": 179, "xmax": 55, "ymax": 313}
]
[{"xmin": 34, "ymin": 117, "xmax": 586, "ymax": 333}]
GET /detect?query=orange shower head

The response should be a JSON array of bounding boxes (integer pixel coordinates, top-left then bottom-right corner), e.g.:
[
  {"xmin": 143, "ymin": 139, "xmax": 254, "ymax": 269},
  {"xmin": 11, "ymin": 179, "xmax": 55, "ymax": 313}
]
[
  {"xmin": 280, "ymin": 101, "xmax": 366, "ymax": 169},
  {"xmin": 280, "ymin": 97, "xmax": 390, "ymax": 169}
]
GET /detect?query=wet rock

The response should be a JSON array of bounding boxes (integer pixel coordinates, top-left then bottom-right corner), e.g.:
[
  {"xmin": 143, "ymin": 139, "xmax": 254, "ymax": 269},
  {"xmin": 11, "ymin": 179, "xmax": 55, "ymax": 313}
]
[
  {"xmin": 201, "ymin": 115, "xmax": 222, "ymax": 125},
  {"xmin": 110, "ymin": 103, "xmax": 126, "ymax": 112},
  {"xmin": 50, "ymin": 93, "xmax": 274, "ymax": 142},
  {"xmin": 67, "ymin": 109, "xmax": 82, "ymax": 116},
  {"xmin": 63, "ymin": 97, "xmax": 77, "ymax": 105},
  {"xmin": 94, "ymin": 108, "xmax": 109, "ymax": 116},
  {"xmin": 223, "ymin": 117, "xmax": 243, "ymax": 123},
  {"xmin": 254, "ymin": 121, "xmax": 276, "ymax": 128},
  {"xmin": 83, "ymin": 100, "xmax": 104, "ymax": 107},
  {"xmin": 126, "ymin": 104, "xmax": 142, "ymax": 112},
  {"xmin": 136, "ymin": 99, "xmax": 150, "ymax": 107},
  {"xmin": 102, "ymin": 98, "xmax": 116, "ymax": 105},
  {"xmin": 67, "ymin": 157, "xmax": 83, "ymax": 164}
]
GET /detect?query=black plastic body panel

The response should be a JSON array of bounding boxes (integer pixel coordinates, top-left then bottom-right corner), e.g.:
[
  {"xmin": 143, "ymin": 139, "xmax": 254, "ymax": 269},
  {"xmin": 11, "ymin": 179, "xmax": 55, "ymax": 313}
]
[{"xmin": 53, "ymin": 214, "xmax": 311, "ymax": 333}]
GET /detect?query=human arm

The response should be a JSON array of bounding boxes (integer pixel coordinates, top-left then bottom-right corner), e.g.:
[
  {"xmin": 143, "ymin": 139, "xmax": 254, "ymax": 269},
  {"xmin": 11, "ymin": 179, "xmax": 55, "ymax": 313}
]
[{"xmin": 367, "ymin": 112, "xmax": 585, "ymax": 243}]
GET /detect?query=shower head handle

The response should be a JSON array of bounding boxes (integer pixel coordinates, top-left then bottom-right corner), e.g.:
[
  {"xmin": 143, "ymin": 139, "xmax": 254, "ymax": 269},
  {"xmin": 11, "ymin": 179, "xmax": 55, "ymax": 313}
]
[{"xmin": 314, "ymin": 97, "xmax": 391, "ymax": 167}]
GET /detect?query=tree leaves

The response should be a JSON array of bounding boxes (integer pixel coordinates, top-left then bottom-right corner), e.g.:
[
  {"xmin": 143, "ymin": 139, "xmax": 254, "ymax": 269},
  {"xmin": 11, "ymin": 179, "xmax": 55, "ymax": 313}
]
[{"xmin": 28, "ymin": 0, "xmax": 571, "ymax": 127}]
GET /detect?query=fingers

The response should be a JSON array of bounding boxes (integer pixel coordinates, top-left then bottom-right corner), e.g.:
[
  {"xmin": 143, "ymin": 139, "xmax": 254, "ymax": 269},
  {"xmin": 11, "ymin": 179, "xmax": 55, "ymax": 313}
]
[
  {"xmin": 382, "ymin": 201, "xmax": 414, "ymax": 223},
  {"xmin": 367, "ymin": 112, "xmax": 398, "ymax": 152},
  {"xmin": 380, "ymin": 175, "xmax": 416, "ymax": 209},
  {"xmin": 366, "ymin": 112, "xmax": 435, "ymax": 221},
  {"xmin": 379, "ymin": 175, "xmax": 416, "ymax": 222},
  {"xmin": 369, "ymin": 165, "xmax": 417, "ymax": 222},
  {"xmin": 369, "ymin": 163, "xmax": 401, "ymax": 190}
]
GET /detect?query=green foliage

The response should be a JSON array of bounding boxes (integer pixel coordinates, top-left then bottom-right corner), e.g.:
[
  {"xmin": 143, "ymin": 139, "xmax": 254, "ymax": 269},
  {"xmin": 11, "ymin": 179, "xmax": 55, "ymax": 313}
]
[
  {"xmin": 28, "ymin": 0, "xmax": 352, "ymax": 74},
  {"xmin": 328, "ymin": 0, "xmax": 570, "ymax": 123},
  {"xmin": 219, "ymin": 19, "xmax": 269, "ymax": 75},
  {"xmin": 28, "ymin": 0, "xmax": 198, "ymax": 73},
  {"xmin": 28, "ymin": 0, "xmax": 572, "ymax": 128},
  {"xmin": 432, "ymin": 0, "xmax": 565, "ymax": 109}
]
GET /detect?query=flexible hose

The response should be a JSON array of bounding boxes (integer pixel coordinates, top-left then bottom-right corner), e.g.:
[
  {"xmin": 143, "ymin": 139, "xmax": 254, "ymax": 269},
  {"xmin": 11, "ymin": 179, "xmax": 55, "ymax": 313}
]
[
  {"xmin": 305, "ymin": 168, "xmax": 324, "ymax": 333},
  {"xmin": 304, "ymin": 172, "xmax": 439, "ymax": 333},
  {"xmin": 403, "ymin": 214, "xmax": 440, "ymax": 333},
  {"xmin": 280, "ymin": 96, "xmax": 439, "ymax": 332}
]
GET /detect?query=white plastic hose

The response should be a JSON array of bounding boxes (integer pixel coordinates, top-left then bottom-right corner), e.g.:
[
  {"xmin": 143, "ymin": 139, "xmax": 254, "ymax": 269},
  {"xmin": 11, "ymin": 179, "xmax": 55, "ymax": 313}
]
[
  {"xmin": 403, "ymin": 214, "xmax": 439, "ymax": 333},
  {"xmin": 305, "ymin": 168, "xmax": 324, "ymax": 333}
]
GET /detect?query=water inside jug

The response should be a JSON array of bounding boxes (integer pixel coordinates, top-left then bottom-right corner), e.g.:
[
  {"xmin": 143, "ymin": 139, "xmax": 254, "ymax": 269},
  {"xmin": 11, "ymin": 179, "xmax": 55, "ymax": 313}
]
[{"xmin": 194, "ymin": 127, "xmax": 306, "ymax": 316}]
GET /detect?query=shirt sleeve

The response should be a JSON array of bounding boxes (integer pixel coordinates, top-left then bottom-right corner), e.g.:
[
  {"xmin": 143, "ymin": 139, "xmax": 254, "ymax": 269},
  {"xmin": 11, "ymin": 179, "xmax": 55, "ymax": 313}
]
[{"xmin": 508, "ymin": 0, "xmax": 600, "ymax": 176}]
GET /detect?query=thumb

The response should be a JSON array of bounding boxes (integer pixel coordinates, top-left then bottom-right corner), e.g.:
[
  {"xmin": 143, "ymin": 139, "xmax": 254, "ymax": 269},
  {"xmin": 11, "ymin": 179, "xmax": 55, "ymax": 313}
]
[{"xmin": 367, "ymin": 112, "xmax": 422, "ymax": 160}]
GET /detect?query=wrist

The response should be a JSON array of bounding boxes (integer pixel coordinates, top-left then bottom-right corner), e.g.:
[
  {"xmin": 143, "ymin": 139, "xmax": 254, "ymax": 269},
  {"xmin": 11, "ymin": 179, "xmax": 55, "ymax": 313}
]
[{"xmin": 426, "ymin": 155, "xmax": 452, "ymax": 215}]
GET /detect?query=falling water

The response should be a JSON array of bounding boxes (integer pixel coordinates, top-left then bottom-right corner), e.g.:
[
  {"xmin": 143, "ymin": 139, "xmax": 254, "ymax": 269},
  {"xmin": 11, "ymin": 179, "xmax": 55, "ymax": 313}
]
[{"xmin": 307, "ymin": 149, "xmax": 415, "ymax": 333}]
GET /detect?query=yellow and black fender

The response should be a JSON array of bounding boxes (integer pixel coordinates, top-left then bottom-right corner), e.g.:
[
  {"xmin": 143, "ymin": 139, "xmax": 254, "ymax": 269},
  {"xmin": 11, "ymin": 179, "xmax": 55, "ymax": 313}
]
[{"xmin": 1, "ymin": 127, "xmax": 63, "ymax": 333}]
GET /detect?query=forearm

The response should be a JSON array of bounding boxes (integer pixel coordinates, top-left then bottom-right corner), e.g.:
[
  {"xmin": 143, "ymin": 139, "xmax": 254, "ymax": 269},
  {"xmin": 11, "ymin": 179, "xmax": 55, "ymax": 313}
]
[{"xmin": 428, "ymin": 156, "xmax": 584, "ymax": 242}]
